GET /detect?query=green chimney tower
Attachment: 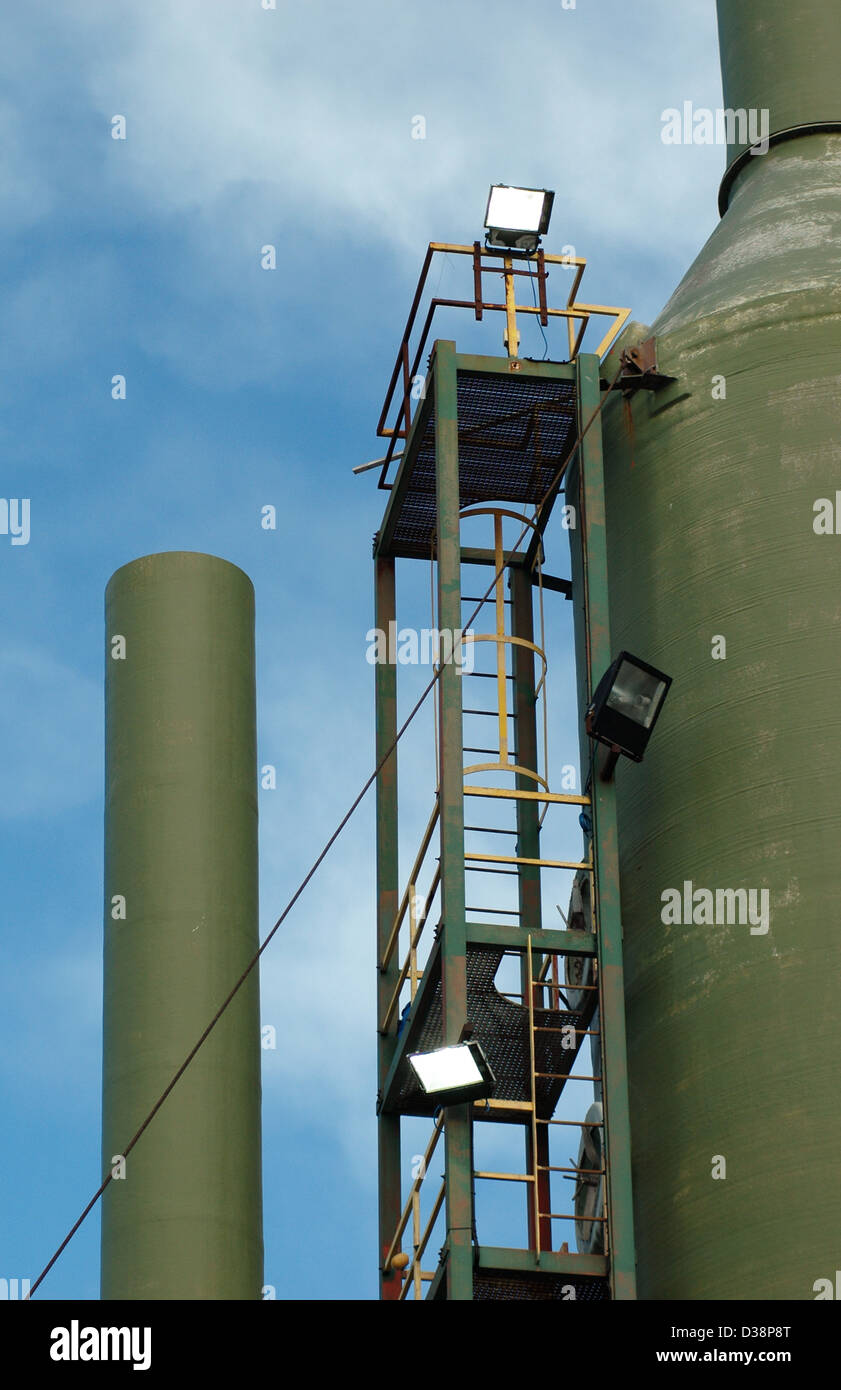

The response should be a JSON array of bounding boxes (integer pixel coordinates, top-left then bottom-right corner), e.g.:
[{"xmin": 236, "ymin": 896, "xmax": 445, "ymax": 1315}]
[{"xmin": 101, "ymin": 551, "xmax": 263, "ymax": 1300}]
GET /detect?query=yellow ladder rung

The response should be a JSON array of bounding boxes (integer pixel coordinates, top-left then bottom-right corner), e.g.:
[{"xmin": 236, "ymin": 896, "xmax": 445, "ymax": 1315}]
[{"xmin": 465, "ymin": 852, "xmax": 591, "ymax": 870}]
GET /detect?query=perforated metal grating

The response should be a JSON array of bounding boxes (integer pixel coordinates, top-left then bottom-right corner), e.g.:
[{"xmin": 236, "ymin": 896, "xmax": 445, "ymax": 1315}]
[
  {"xmin": 388, "ymin": 370, "xmax": 578, "ymax": 558},
  {"xmin": 472, "ymin": 1271, "xmax": 609, "ymax": 1301},
  {"xmin": 391, "ymin": 946, "xmax": 594, "ymax": 1120}
]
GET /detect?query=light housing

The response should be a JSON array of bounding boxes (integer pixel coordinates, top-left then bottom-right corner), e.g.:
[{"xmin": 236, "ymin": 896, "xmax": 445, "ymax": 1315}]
[
  {"xmin": 484, "ymin": 185, "xmax": 555, "ymax": 254},
  {"xmin": 586, "ymin": 651, "xmax": 672, "ymax": 764},
  {"xmin": 563, "ymin": 869, "xmax": 595, "ymax": 1014},
  {"xmin": 574, "ymin": 1102, "xmax": 605, "ymax": 1255},
  {"xmin": 408, "ymin": 1040, "xmax": 496, "ymax": 1106}
]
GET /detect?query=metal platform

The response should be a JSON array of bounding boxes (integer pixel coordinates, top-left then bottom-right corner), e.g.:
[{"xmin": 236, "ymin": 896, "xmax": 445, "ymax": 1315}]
[
  {"xmin": 472, "ymin": 1270, "xmax": 609, "ymax": 1301},
  {"xmin": 376, "ymin": 358, "xmax": 579, "ymax": 560},
  {"xmin": 385, "ymin": 941, "xmax": 596, "ymax": 1122},
  {"xmin": 425, "ymin": 1245, "xmax": 610, "ymax": 1302}
]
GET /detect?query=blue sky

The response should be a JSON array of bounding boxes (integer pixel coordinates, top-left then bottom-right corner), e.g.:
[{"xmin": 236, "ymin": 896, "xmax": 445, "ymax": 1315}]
[{"xmin": 0, "ymin": 0, "xmax": 725, "ymax": 1300}]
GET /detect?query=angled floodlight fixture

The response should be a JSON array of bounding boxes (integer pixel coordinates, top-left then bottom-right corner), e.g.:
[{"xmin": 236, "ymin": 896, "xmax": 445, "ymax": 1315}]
[
  {"xmin": 484, "ymin": 184, "xmax": 554, "ymax": 256},
  {"xmin": 408, "ymin": 1040, "xmax": 496, "ymax": 1107},
  {"xmin": 574, "ymin": 1102, "xmax": 605, "ymax": 1255},
  {"xmin": 586, "ymin": 650, "xmax": 672, "ymax": 780}
]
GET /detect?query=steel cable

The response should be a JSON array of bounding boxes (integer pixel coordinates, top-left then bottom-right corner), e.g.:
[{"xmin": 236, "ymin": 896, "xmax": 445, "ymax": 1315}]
[{"xmin": 26, "ymin": 357, "xmax": 624, "ymax": 1297}]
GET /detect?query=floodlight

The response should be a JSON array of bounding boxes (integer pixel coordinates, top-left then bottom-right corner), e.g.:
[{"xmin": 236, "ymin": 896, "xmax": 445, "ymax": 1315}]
[
  {"xmin": 586, "ymin": 650, "xmax": 672, "ymax": 776},
  {"xmin": 408, "ymin": 1040, "xmax": 496, "ymax": 1106},
  {"xmin": 574, "ymin": 1102, "xmax": 605, "ymax": 1255},
  {"xmin": 484, "ymin": 185, "xmax": 555, "ymax": 254}
]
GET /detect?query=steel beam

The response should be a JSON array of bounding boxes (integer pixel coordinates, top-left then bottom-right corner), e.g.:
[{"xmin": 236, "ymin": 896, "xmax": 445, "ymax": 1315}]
[
  {"xmin": 433, "ymin": 341, "xmax": 473, "ymax": 1301},
  {"xmin": 374, "ymin": 389, "xmax": 433, "ymax": 559},
  {"xmin": 465, "ymin": 922, "xmax": 595, "ymax": 955},
  {"xmin": 571, "ymin": 356, "xmax": 637, "ymax": 1300},
  {"xmin": 476, "ymin": 1245, "xmax": 608, "ymax": 1278},
  {"xmin": 375, "ymin": 555, "xmax": 402, "ymax": 1299},
  {"xmin": 453, "ymin": 353, "xmax": 577, "ymax": 383}
]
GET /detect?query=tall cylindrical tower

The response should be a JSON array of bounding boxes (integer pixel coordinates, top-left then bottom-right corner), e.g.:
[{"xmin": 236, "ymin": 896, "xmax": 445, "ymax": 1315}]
[
  {"xmin": 600, "ymin": 0, "xmax": 841, "ymax": 1298},
  {"xmin": 101, "ymin": 551, "xmax": 263, "ymax": 1299}
]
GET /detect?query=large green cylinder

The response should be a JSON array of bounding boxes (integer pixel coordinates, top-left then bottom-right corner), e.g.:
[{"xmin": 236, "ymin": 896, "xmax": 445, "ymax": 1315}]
[
  {"xmin": 598, "ymin": 1, "xmax": 841, "ymax": 1299},
  {"xmin": 717, "ymin": 0, "xmax": 841, "ymax": 196},
  {"xmin": 101, "ymin": 552, "xmax": 263, "ymax": 1299}
]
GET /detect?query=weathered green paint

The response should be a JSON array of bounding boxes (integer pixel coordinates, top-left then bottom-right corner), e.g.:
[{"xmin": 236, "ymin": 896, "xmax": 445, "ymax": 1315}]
[
  {"xmin": 569, "ymin": 355, "xmax": 637, "ymax": 1300},
  {"xmin": 434, "ymin": 342, "xmax": 468, "ymax": 1024},
  {"xmin": 102, "ymin": 551, "xmax": 263, "ymax": 1300},
  {"xmin": 465, "ymin": 922, "xmax": 595, "ymax": 956},
  {"xmin": 598, "ymin": 1, "xmax": 841, "ymax": 1299},
  {"xmin": 375, "ymin": 555, "xmax": 402, "ymax": 1300},
  {"xmin": 454, "ymin": 353, "xmax": 577, "ymax": 384},
  {"xmin": 433, "ymin": 341, "xmax": 473, "ymax": 1301},
  {"xmin": 716, "ymin": 0, "xmax": 841, "ymax": 203},
  {"xmin": 476, "ymin": 1246, "xmax": 608, "ymax": 1279},
  {"xmin": 511, "ymin": 567, "xmax": 543, "ymax": 939},
  {"xmin": 375, "ymin": 342, "xmax": 622, "ymax": 1297}
]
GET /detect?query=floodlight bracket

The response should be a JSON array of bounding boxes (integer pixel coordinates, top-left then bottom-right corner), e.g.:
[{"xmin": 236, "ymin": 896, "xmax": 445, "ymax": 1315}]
[
  {"xmin": 599, "ymin": 745, "xmax": 622, "ymax": 783},
  {"xmin": 617, "ymin": 337, "xmax": 677, "ymax": 395},
  {"xmin": 483, "ymin": 233, "xmax": 541, "ymax": 259}
]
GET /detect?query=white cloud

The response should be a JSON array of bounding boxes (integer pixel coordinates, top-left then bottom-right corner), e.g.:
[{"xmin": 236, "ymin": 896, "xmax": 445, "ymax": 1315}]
[
  {"xmin": 20, "ymin": 0, "xmax": 724, "ymax": 263},
  {"xmin": 0, "ymin": 1, "xmax": 726, "ymax": 390},
  {"xmin": 0, "ymin": 97, "xmax": 55, "ymax": 230}
]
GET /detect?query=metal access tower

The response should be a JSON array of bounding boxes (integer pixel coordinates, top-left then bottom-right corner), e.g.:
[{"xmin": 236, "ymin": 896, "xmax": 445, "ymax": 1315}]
[{"xmin": 371, "ymin": 244, "xmax": 636, "ymax": 1300}]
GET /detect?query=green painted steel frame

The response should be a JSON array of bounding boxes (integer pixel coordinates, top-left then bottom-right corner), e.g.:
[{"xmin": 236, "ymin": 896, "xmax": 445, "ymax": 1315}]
[
  {"xmin": 426, "ymin": 1242, "xmax": 610, "ymax": 1300},
  {"xmin": 568, "ymin": 354, "xmax": 637, "ymax": 1299},
  {"xmin": 373, "ymin": 341, "xmax": 636, "ymax": 1301},
  {"xmin": 373, "ymin": 351, "xmax": 578, "ymax": 562},
  {"xmin": 433, "ymin": 341, "xmax": 474, "ymax": 1300},
  {"xmin": 375, "ymin": 555, "xmax": 402, "ymax": 1300}
]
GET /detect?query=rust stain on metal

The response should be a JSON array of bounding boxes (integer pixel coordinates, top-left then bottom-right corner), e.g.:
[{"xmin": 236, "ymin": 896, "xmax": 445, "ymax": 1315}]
[{"xmin": 622, "ymin": 395, "xmax": 635, "ymax": 468}]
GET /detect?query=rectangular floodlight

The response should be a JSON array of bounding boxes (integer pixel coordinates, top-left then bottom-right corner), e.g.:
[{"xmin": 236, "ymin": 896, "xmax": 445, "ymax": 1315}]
[
  {"xmin": 586, "ymin": 651, "xmax": 672, "ymax": 764},
  {"xmin": 408, "ymin": 1040, "xmax": 496, "ymax": 1106},
  {"xmin": 484, "ymin": 185, "xmax": 554, "ymax": 253}
]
